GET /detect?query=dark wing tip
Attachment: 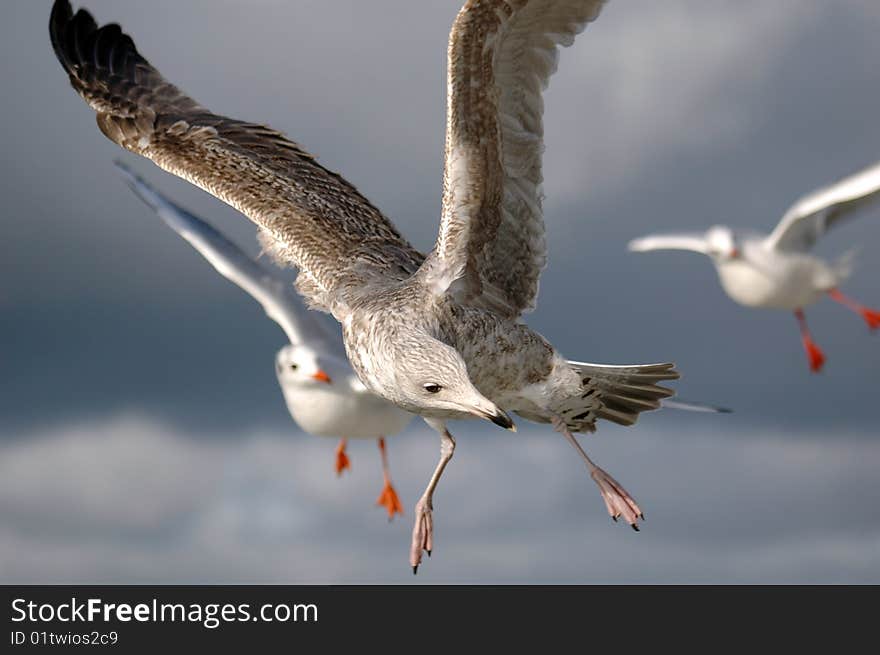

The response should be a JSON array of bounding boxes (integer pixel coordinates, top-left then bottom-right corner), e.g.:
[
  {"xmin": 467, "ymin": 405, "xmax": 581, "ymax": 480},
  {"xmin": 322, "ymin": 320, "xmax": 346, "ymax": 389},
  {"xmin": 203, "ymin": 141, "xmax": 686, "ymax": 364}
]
[
  {"xmin": 49, "ymin": 1, "xmax": 142, "ymax": 80},
  {"xmin": 49, "ymin": 0, "xmax": 73, "ymax": 32},
  {"xmin": 49, "ymin": 0, "xmax": 76, "ymax": 72},
  {"xmin": 50, "ymin": 0, "xmax": 101, "ymax": 75}
]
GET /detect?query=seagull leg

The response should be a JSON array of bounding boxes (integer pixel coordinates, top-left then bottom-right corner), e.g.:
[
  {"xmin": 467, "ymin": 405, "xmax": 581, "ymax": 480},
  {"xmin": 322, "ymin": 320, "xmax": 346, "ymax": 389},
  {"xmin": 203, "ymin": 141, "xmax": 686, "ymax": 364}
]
[
  {"xmin": 334, "ymin": 438, "xmax": 351, "ymax": 476},
  {"xmin": 410, "ymin": 420, "xmax": 455, "ymax": 573},
  {"xmin": 795, "ymin": 309, "xmax": 826, "ymax": 373},
  {"xmin": 551, "ymin": 416, "xmax": 644, "ymax": 530},
  {"xmin": 375, "ymin": 437, "xmax": 404, "ymax": 520},
  {"xmin": 828, "ymin": 289, "xmax": 880, "ymax": 331}
]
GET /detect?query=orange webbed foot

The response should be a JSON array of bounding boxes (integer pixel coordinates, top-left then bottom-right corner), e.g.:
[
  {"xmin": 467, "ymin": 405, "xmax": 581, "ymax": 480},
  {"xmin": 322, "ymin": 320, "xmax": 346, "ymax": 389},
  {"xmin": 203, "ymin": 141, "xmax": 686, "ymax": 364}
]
[
  {"xmin": 334, "ymin": 441, "xmax": 351, "ymax": 476},
  {"xmin": 861, "ymin": 307, "xmax": 880, "ymax": 331},
  {"xmin": 376, "ymin": 480, "xmax": 404, "ymax": 520},
  {"xmin": 803, "ymin": 337, "xmax": 826, "ymax": 373}
]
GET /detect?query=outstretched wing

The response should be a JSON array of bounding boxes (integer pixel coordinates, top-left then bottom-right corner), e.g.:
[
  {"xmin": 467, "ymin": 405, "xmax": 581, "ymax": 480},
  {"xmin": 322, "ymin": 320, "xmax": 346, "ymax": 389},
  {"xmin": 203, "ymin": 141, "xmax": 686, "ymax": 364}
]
[
  {"xmin": 116, "ymin": 162, "xmax": 342, "ymax": 352},
  {"xmin": 421, "ymin": 0, "xmax": 607, "ymax": 319},
  {"xmin": 764, "ymin": 161, "xmax": 880, "ymax": 252},
  {"xmin": 627, "ymin": 233, "xmax": 710, "ymax": 255},
  {"xmin": 50, "ymin": 1, "xmax": 423, "ymax": 313}
]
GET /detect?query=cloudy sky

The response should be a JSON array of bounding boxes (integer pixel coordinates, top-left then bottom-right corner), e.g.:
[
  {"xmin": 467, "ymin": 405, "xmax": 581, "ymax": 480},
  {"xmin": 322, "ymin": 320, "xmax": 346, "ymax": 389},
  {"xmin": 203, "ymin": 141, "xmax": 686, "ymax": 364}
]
[{"xmin": 2, "ymin": 1, "xmax": 879, "ymax": 583}]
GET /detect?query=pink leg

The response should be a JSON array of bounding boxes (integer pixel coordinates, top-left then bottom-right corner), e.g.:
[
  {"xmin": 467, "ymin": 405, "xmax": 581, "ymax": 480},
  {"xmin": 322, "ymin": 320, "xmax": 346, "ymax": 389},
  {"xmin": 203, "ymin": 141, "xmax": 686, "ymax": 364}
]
[
  {"xmin": 375, "ymin": 438, "xmax": 404, "ymax": 520},
  {"xmin": 551, "ymin": 416, "xmax": 644, "ymax": 530},
  {"xmin": 828, "ymin": 289, "xmax": 880, "ymax": 331},
  {"xmin": 795, "ymin": 309, "xmax": 826, "ymax": 373},
  {"xmin": 410, "ymin": 424, "xmax": 455, "ymax": 574}
]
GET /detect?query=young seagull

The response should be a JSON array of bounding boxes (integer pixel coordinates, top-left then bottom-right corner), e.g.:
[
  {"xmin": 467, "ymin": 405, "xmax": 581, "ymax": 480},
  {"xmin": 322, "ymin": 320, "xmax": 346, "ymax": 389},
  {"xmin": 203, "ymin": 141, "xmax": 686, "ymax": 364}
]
[
  {"xmin": 629, "ymin": 161, "xmax": 880, "ymax": 373},
  {"xmin": 116, "ymin": 162, "xmax": 411, "ymax": 519},
  {"xmin": 52, "ymin": 0, "xmax": 687, "ymax": 572}
]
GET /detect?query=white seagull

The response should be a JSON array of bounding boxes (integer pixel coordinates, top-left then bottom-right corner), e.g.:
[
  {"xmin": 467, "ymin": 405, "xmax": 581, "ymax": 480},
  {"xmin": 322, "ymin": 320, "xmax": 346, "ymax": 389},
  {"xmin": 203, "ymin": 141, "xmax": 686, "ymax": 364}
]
[
  {"xmin": 629, "ymin": 161, "xmax": 880, "ymax": 372},
  {"xmin": 116, "ymin": 162, "xmax": 411, "ymax": 518},
  {"xmin": 52, "ymin": 0, "xmax": 719, "ymax": 572}
]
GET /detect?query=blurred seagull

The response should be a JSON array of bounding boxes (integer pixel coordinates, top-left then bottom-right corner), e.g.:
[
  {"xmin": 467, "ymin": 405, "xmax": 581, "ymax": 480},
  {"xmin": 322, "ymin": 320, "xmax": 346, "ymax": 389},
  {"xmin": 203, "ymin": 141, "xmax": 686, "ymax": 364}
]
[
  {"xmin": 52, "ymin": 0, "xmax": 708, "ymax": 572},
  {"xmin": 629, "ymin": 161, "xmax": 880, "ymax": 372},
  {"xmin": 116, "ymin": 162, "xmax": 411, "ymax": 519}
]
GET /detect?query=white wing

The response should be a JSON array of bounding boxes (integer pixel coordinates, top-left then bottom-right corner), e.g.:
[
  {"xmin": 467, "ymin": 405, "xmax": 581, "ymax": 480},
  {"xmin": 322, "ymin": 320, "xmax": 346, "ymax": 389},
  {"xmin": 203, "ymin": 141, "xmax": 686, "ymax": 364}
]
[
  {"xmin": 116, "ymin": 161, "xmax": 341, "ymax": 352},
  {"xmin": 765, "ymin": 161, "xmax": 880, "ymax": 252},
  {"xmin": 421, "ymin": 0, "xmax": 607, "ymax": 318},
  {"xmin": 627, "ymin": 233, "xmax": 710, "ymax": 255}
]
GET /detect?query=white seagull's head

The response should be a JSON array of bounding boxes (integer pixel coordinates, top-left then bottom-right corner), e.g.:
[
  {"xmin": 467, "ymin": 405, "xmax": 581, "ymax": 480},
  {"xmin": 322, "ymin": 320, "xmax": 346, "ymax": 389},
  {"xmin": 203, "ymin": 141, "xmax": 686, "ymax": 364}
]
[
  {"xmin": 275, "ymin": 344, "xmax": 334, "ymax": 387},
  {"xmin": 371, "ymin": 334, "xmax": 514, "ymax": 431},
  {"xmin": 705, "ymin": 225, "xmax": 740, "ymax": 261}
]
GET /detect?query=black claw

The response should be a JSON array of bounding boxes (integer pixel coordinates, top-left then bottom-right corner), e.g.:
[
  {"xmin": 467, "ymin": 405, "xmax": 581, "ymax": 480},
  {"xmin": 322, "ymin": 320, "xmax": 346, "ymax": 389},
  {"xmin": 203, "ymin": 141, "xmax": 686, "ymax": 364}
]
[
  {"xmin": 631, "ymin": 524, "xmax": 640, "ymax": 532},
  {"xmin": 427, "ymin": 550, "xmax": 432, "ymax": 557},
  {"xmin": 612, "ymin": 516, "xmax": 618, "ymax": 522},
  {"xmin": 412, "ymin": 565, "xmax": 418, "ymax": 575},
  {"xmin": 639, "ymin": 513, "xmax": 645, "ymax": 520}
]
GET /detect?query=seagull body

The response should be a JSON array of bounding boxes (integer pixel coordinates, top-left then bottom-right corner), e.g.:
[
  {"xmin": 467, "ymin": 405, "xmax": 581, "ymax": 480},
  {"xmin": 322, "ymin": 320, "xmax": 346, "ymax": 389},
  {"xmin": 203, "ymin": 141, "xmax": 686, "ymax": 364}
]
[
  {"xmin": 51, "ymin": 0, "xmax": 687, "ymax": 571},
  {"xmin": 629, "ymin": 162, "xmax": 880, "ymax": 372},
  {"xmin": 117, "ymin": 165, "xmax": 410, "ymax": 517},
  {"xmin": 713, "ymin": 240, "xmax": 840, "ymax": 310}
]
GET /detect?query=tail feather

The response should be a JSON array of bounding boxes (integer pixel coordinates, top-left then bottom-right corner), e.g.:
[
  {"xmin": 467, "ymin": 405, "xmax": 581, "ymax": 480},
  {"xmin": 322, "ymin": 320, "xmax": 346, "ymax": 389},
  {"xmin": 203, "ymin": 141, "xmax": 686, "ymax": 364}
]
[
  {"xmin": 603, "ymin": 393, "xmax": 666, "ymax": 414},
  {"xmin": 560, "ymin": 362, "xmax": 679, "ymax": 432},
  {"xmin": 613, "ymin": 382, "xmax": 675, "ymax": 399}
]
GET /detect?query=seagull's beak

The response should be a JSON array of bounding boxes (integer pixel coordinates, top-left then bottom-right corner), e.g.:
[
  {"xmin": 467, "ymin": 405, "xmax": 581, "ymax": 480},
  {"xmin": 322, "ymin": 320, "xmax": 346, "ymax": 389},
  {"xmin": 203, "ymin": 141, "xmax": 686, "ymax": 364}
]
[
  {"xmin": 474, "ymin": 405, "xmax": 516, "ymax": 432},
  {"xmin": 312, "ymin": 369, "xmax": 332, "ymax": 384},
  {"xmin": 730, "ymin": 248, "xmax": 741, "ymax": 259},
  {"xmin": 487, "ymin": 409, "xmax": 516, "ymax": 431}
]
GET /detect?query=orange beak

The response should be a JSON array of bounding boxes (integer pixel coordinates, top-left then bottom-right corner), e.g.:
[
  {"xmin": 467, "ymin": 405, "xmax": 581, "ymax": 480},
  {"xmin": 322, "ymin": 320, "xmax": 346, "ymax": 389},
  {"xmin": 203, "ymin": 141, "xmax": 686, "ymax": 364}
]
[
  {"xmin": 312, "ymin": 369, "xmax": 332, "ymax": 384},
  {"xmin": 730, "ymin": 248, "xmax": 741, "ymax": 259}
]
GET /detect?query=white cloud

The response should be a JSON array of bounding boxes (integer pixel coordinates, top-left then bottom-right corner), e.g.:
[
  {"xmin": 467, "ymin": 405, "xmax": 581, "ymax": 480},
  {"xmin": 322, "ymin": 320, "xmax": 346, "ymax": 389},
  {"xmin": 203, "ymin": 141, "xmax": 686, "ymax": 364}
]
[{"xmin": 1, "ymin": 414, "xmax": 878, "ymax": 583}]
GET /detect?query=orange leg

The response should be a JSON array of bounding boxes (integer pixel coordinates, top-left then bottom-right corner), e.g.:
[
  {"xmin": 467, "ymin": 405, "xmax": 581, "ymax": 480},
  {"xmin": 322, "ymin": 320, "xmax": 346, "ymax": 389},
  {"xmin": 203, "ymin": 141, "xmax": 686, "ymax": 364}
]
[
  {"xmin": 334, "ymin": 438, "xmax": 351, "ymax": 476},
  {"xmin": 375, "ymin": 437, "xmax": 404, "ymax": 520},
  {"xmin": 828, "ymin": 289, "xmax": 880, "ymax": 331},
  {"xmin": 795, "ymin": 309, "xmax": 825, "ymax": 373}
]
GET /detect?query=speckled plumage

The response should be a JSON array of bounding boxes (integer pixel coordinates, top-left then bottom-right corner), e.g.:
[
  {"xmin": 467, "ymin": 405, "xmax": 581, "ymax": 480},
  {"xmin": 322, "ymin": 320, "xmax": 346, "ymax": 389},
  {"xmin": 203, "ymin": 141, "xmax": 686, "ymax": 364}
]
[
  {"xmin": 49, "ymin": 0, "xmax": 677, "ymax": 434},
  {"xmin": 431, "ymin": 0, "xmax": 606, "ymax": 319},
  {"xmin": 52, "ymin": 0, "xmax": 688, "ymax": 565},
  {"xmin": 49, "ymin": 0, "xmax": 423, "ymax": 317}
]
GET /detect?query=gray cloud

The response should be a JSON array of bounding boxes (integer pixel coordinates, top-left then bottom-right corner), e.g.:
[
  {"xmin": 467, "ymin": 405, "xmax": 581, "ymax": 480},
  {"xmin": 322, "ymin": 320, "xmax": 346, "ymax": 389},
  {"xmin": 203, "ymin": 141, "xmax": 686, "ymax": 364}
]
[
  {"xmin": 3, "ymin": 1, "xmax": 878, "ymax": 433},
  {"xmin": 2, "ymin": 2, "xmax": 880, "ymax": 583},
  {"xmin": 1, "ymin": 415, "xmax": 877, "ymax": 583}
]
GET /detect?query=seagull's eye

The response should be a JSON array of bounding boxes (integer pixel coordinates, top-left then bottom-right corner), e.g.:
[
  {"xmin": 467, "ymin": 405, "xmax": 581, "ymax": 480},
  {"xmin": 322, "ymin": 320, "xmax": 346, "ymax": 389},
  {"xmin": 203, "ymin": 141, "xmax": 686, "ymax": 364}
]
[
  {"xmin": 290, "ymin": 363, "xmax": 299, "ymax": 371},
  {"xmin": 423, "ymin": 383, "xmax": 442, "ymax": 394}
]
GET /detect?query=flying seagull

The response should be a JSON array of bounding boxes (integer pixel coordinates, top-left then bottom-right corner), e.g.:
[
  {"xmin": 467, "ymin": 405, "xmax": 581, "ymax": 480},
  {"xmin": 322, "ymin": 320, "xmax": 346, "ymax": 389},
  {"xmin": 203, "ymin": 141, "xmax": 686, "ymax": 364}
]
[
  {"xmin": 51, "ymin": 0, "xmax": 687, "ymax": 572},
  {"xmin": 116, "ymin": 162, "xmax": 412, "ymax": 519},
  {"xmin": 629, "ymin": 161, "xmax": 880, "ymax": 372}
]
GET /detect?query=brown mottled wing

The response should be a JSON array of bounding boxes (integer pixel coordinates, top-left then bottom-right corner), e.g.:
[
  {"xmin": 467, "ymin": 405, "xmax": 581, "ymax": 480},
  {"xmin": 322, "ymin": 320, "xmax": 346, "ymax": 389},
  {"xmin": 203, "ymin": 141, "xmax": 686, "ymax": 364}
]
[
  {"xmin": 49, "ymin": 0, "xmax": 423, "ymax": 312},
  {"xmin": 423, "ymin": 0, "xmax": 607, "ymax": 319}
]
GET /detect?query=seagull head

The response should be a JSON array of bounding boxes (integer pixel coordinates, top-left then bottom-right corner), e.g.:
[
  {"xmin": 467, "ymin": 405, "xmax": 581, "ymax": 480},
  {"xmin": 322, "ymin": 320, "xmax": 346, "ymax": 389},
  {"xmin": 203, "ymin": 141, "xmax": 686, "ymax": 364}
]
[
  {"xmin": 275, "ymin": 344, "xmax": 335, "ymax": 387},
  {"xmin": 705, "ymin": 225, "xmax": 740, "ymax": 261},
  {"xmin": 372, "ymin": 335, "xmax": 515, "ymax": 431}
]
